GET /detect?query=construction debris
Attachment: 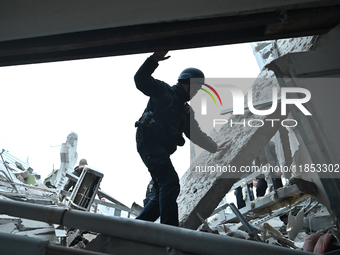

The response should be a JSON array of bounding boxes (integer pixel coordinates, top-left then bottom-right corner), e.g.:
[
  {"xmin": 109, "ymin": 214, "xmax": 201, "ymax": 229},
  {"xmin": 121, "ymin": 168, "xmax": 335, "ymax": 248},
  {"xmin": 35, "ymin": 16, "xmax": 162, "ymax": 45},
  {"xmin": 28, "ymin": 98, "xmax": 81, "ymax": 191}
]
[
  {"xmin": 1, "ymin": 27, "xmax": 340, "ymax": 254},
  {"xmin": 0, "ymin": 132, "xmax": 138, "ymax": 254},
  {"xmin": 176, "ymin": 31, "xmax": 340, "ymax": 254},
  {"xmin": 178, "ymin": 36, "xmax": 317, "ymax": 230}
]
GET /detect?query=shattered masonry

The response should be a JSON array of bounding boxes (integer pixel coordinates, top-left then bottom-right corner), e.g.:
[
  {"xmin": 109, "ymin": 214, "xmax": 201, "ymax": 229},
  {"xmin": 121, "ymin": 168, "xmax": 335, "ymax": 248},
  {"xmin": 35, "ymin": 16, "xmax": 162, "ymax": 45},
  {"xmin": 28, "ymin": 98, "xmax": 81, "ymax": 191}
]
[{"xmin": 1, "ymin": 30, "xmax": 340, "ymax": 254}]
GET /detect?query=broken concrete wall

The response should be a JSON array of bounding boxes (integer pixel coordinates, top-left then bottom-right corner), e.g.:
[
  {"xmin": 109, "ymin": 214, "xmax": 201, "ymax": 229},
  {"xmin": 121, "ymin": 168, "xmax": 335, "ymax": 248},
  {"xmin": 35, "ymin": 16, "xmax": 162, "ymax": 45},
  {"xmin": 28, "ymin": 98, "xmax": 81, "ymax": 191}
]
[
  {"xmin": 178, "ymin": 36, "xmax": 316, "ymax": 230},
  {"xmin": 252, "ymin": 36, "xmax": 316, "ymax": 70},
  {"xmin": 0, "ymin": 211, "xmax": 58, "ymax": 244},
  {"xmin": 267, "ymin": 25, "xmax": 340, "ymax": 227},
  {"xmin": 179, "ymin": 73, "xmax": 283, "ymax": 229}
]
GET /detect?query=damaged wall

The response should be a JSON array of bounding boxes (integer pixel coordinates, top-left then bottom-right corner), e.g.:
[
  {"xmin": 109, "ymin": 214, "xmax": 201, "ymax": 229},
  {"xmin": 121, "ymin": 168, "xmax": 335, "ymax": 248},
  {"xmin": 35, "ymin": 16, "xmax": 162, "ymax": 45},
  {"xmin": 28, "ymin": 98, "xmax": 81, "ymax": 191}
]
[
  {"xmin": 267, "ymin": 24, "xmax": 340, "ymax": 227},
  {"xmin": 178, "ymin": 35, "xmax": 316, "ymax": 230}
]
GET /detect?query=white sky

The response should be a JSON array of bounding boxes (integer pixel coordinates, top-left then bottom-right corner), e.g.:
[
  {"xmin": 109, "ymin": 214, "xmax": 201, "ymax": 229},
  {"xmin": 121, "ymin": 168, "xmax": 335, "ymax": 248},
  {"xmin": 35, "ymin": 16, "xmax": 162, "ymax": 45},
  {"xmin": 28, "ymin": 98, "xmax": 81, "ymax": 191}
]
[{"xmin": 0, "ymin": 43, "xmax": 260, "ymax": 207}]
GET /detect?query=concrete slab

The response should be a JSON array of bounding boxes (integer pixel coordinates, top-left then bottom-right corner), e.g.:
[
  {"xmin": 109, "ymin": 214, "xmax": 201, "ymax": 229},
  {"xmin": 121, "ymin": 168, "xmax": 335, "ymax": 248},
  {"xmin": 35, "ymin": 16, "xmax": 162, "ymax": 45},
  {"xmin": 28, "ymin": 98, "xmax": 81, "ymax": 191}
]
[
  {"xmin": 178, "ymin": 36, "xmax": 315, "ymax": 230},
  {"xmin": 16, "ymin": 227, "xmax": 59, "ymax": 244},
  {"xmin": 178, "ymin": 69, "xmax": 284, "ymax": 229},
  {"xmin": 19, "ymin": 219, "xmax": 51, "ymax": 231},
  {"xmin": 0, "ymin": 222, "xmax": 17, "ymax": 234}
]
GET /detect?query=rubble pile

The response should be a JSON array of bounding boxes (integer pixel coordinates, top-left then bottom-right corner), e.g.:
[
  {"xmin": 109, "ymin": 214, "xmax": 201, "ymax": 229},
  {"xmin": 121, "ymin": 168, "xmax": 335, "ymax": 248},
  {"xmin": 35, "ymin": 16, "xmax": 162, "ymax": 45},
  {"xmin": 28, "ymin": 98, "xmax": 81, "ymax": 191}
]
[
  {"xmin": 0, "ymin": 150, "xmax": 62, "ymax": 244},
  {"xmin": 0, "ymin": 216, "xmax": 59, "ymax": 244},
  {"xmin": 177, "ymin": 33, "xmax": 340, "ymax": 255},
  {"xmin": 0, "ymin": 133, "xmax": 134, "ymax": 253},
  {"xmin": 203, "ymin": 200, "xmax": 339, "ymax": 253},
  {"xmin": 1, "ymin": 30, "xmax": 340, "ymax": 254}
]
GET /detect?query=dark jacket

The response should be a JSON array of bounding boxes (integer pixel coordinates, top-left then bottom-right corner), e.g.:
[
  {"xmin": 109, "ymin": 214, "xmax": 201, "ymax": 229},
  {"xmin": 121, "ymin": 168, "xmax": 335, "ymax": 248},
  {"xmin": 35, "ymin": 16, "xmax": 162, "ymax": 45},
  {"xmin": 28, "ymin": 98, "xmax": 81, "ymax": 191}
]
[
  {"xmin": 63, "ymin": 166, "xmax": 82, "ymax": 192},
  {"xmin": 134, "ymin": 56, "xmax": 217, "ymax": 154}
]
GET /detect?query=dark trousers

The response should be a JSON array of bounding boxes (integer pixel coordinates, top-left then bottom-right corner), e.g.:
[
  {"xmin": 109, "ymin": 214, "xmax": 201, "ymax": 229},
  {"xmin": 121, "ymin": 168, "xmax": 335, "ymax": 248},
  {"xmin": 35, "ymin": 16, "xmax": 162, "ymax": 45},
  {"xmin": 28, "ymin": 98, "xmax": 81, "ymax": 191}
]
[
  {"xmin": 235, "ymin": 187, "xmax": 246, "ymax": 209},
  {"xmin": 136, "ymin": 147, "xmax": 180, "ymax": 227},
  {"xmin": 256, "ymin": 175, "xmax": 283, "ymax": 197},
  {"xmin": 256, "ymin": 177, "xmax": 267, "ymax": 197},
  {"xmin": 235, "ymin": 185, "xmax": 254, "ymax": 209}
]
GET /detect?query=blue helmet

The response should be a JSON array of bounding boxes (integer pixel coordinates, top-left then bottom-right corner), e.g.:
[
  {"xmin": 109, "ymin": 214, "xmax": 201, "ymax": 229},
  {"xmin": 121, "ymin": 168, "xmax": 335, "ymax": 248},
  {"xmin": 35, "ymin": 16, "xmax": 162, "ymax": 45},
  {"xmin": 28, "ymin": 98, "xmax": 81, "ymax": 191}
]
[{"xmin": 178, "ymin": 68, "xmax": 204, "ymax": 82}]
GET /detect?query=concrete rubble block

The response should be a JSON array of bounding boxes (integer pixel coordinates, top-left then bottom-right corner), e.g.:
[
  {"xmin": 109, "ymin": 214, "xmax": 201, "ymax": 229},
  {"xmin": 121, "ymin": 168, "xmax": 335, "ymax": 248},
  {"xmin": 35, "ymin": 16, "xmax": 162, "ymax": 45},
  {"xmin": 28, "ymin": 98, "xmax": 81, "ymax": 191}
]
[
  {"xmin": 262, "ymin": 222, "xmax": 297, "ymax": 248},
  {"xmin": 257, "ymin": 217, "xmax": 284, "ymax": 230},
  {"xmin": 272, "ymin": 36, "xmax": 314, "ymax": 61},
  {"xmin": 226, "ymin": 229, "xmax": 251, "ymax": 240},
  {"xmin": 0, "ymin": 215, "xmax": 21, "ymax": 225},
  {"xmin": 18, "ymin": 218, "xmax": 51, "ymax": 231},
  {"xmin": 16, "ymin": 228, "xmax": 55, "ymax": 236},
  {"xmin": 210, "ymin": 224, "xmax": 230, "ymax": 235},
  {"xmin": 287, "ymin": 208, "xmax": 304, "ymax": 240},
  {"xmin": 72, "ymin": 241, "xmax": 86, "ymax": 249},
  {"xmin": 303, "ymin": 207, "xmax": 334, "ymax": 232},
  {"xmin": 254, "ymin": 42, "xmax": 271, "ymax": 52},
  {"xmin": 0, "ymin": 222, "xmax": 17, "ymax": 233},
  {"xmin": 83, "ymin": 233, "xmax": 97, "ymax": 242},
  {"xmin": 178, "ymin": 70, "xmax": 285, "ymax": 230},
  {"xmin": 67, "ymin": 229, "xmax": 80, "ymax": 247},
  {"xmin": 16, "ymin": 227, "xmax": 59, "ymax": 244},
  {"xmin": 288, "ymin": 177, "xmax": 318, "ymax": 197},
  {"xmin": 230, "ymin": 222, "xmax": 244, "ymax": 232}
]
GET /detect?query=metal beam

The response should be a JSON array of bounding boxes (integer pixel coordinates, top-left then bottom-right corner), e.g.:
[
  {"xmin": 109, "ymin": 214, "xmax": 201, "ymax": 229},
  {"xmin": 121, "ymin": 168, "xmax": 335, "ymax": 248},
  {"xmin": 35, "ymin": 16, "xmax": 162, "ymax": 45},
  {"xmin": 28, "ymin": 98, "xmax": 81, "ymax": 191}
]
[
  {"xmin": 0, "ymin": 232, "xmax": 48, "ymax": 255},
  {"xmin": 0, "ymin": 199, "xmax": 310, "ymax": 255},
  {"xmin": 0, "ymin": 232, "xmax": 110, "ymax": 255}
]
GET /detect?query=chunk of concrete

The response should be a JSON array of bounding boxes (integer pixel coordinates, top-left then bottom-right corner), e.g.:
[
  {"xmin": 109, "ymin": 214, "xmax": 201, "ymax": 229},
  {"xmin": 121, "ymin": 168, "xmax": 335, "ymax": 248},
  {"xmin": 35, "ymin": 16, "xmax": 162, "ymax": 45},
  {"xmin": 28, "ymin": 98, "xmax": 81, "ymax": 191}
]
[
  {"xmin": 178, "ymin": 70, "xmax": 284, "ymax": 230},
  {"xmin": 16, "ymin": 227, "xmax": 58, "ymax": 244},
  {"xmin": 287, "ymin": 209, "xmax": 304, "ymax": 240},
  {"xmin": 0, "ymin": 222, "xmax": 17, "ymax": 233},
  {"xmin": 303, "ymin": 210, "xmax": 334, "ymax": 232},
  {"xmin": 19, "ymin": 219, "xmax": 51, "ymax": 231}
]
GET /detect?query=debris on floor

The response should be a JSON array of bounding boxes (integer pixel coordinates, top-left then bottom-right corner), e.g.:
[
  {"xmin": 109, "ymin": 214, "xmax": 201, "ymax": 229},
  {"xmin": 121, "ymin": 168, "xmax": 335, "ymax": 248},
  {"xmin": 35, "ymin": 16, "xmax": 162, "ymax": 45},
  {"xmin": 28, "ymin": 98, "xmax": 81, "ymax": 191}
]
[
  {"xmin": 2, "ymin": 29, "xmax": 340, "ymax": 255},
  {"xmin": 0, "ymin": 132, "xmax": 138, "ymax": 252}
]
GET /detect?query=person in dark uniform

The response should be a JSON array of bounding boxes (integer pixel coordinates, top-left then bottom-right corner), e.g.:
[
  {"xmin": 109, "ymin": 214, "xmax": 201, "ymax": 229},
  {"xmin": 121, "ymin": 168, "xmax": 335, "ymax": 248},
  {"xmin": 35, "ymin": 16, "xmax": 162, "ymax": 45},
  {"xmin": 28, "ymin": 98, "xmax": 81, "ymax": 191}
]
[
  {"xmin": 134, "ymin": 51, "xmax": 229, "ymax": 226},
  {"xmin": 63, "ymin": 158, "xmax": 88, "ymax": 192}
]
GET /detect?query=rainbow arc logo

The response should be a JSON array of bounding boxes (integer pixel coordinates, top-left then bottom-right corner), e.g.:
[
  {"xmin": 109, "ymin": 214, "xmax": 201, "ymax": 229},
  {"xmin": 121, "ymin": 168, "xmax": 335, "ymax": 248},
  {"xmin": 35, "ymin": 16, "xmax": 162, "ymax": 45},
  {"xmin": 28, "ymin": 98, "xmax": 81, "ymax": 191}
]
[{"xmin": 198, "ymin": 82, "xmax": 223, "ymax": 106}]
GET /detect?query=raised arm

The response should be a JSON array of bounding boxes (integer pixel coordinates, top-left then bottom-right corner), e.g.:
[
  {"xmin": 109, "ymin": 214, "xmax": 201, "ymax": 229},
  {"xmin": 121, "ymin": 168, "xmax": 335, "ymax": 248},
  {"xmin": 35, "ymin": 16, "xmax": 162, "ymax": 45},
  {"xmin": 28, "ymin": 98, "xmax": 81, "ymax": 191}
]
[{"xmin": 134, "ymin": 51, "xmax": 170, "ymax": 97}]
